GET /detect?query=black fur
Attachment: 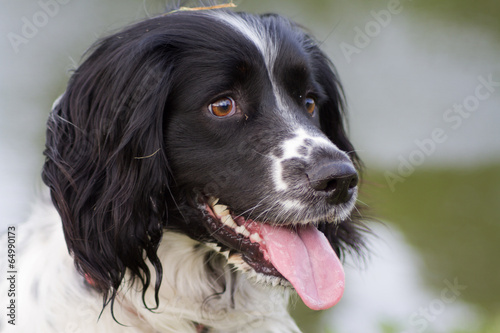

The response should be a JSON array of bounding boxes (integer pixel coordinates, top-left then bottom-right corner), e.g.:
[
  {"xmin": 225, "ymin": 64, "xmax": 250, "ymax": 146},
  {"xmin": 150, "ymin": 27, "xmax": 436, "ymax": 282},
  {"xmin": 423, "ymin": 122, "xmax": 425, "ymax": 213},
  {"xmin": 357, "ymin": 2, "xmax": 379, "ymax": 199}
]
[{"xmin": 42, "ymin": 10, "xmax": 366, "ymax": 313}]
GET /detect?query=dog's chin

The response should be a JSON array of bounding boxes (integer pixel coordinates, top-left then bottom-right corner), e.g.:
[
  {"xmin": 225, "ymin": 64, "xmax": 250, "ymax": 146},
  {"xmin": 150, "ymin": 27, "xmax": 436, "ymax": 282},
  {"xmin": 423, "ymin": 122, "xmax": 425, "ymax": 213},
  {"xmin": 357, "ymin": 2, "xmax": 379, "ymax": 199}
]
[{"xmin": 195, "ymin": 194, "xmax": 351, "ymax": 310}]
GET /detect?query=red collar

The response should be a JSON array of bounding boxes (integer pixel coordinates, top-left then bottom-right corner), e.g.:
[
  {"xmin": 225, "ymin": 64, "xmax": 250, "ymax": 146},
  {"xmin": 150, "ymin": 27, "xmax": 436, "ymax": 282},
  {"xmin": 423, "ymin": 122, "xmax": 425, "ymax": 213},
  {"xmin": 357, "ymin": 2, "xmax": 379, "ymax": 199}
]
[{"xmin": 84, "ymin": 273, "xmax": 97, "ymax": 287}]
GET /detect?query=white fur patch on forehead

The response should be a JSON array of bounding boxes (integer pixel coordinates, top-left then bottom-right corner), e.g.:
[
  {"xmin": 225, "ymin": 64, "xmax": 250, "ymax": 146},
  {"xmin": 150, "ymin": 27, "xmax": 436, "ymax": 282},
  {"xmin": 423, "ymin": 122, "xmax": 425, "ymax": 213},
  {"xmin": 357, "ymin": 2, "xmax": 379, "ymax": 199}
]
[
  {"xmin": 271, "ymin": 128, "xmax": 342, "ymax": 191},
  {"xmin": 207, "ymin": 11, "xmax": 287, "ymax": 110},
  {"xmin": 207, "ymin": 11, "xmax": 276, "ymax": 65}
]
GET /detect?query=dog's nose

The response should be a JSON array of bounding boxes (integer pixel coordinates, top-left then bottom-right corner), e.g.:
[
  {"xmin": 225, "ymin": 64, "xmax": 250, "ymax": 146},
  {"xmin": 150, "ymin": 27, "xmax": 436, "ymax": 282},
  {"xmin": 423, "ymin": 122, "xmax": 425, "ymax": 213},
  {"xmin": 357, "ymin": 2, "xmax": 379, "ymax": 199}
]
[{"xmin": 306, "ymin": 162, "xmax": 358, "ymax": 204}]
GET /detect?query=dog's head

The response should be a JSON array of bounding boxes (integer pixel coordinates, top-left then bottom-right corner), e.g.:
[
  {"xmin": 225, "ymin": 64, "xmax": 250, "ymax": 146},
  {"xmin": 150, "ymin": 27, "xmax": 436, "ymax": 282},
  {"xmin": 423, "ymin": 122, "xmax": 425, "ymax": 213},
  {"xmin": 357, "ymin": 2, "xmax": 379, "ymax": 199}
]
[{"xmin": 42, "ymin": 10, "xmax": 365, "ymax": 312}]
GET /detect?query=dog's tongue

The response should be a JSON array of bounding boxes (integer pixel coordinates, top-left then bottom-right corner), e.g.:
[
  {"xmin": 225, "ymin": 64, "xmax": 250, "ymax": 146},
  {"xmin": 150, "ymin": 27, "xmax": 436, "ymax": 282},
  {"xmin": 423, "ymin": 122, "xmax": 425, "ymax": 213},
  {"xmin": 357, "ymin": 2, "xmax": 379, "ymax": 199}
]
[{"xmin": 250, "ymin": 223, "xmax": 345, "ymax": 310}]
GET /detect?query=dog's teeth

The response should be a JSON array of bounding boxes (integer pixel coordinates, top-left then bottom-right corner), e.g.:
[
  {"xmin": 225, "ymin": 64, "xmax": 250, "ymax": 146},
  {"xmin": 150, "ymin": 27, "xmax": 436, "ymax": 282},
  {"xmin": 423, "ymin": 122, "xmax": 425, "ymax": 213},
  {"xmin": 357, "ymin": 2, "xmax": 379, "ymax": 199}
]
[
  {"xmin": 249, "ymin": 233, "xmax": 262, "ymax": 243},
  {"xmin": 226, "ymin": 255, "xmax": 290, "ymax": 288},
  {"xmin": 220, "ymin": 250, "xmax": 230, "ymax": 259},
  {"xmin": 205, "ymin": 242, "xmax": 221, "ymax": 252},
  {"xmin": 221, "ymin": 215, "xmax": 237, "ymax": 228},
  {"xmin": 228, "ymin": 254, "xmax": 243, "ymax": 265},
  {"xmin": 213, "ymin": 204, "xmax": 230, "ymax": 216},
  {"xmin": 208, "ymin": 197, "xmax": 219, "ymax": 206},
  {"xmin": 228, "ymin": 254, "xmax": 252, "ymax": 272},
  {"xmin": 235, "ymin": 225, "xmax": 250, "ymax": 237},
  {"xmin": 242, "ymin": 262, "xmax": 252, "ymax": 272}
]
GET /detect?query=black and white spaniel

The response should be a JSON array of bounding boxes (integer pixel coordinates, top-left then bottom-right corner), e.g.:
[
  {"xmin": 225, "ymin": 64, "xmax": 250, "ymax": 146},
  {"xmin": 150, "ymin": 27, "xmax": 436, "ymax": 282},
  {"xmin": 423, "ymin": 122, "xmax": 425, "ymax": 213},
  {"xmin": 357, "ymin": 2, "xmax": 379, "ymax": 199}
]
[{"xmin": 1, "ymin": 7, "xmax": 366, "ymax": 333}]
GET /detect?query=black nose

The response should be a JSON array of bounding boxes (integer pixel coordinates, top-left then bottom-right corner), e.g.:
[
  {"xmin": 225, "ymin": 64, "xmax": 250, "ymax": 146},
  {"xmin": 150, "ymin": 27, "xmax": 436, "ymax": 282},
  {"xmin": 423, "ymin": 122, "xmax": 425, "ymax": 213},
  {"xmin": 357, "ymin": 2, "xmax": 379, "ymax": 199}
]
[{"xmin": 306, "ymin": 162, "xmax": 358, "ymax": 204}]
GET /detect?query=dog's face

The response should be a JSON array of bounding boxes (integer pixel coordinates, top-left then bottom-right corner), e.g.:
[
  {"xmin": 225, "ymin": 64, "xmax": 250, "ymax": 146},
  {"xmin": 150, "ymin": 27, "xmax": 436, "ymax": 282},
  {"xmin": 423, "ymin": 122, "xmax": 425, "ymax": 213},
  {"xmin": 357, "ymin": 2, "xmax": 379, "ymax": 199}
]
[
  {"xmin": 167, "ymin": 13, "xmax": 358, "ymax": 222},
  {"xmin": 43, "ymin": 10, "xmax": 364, "ymax": 313}
]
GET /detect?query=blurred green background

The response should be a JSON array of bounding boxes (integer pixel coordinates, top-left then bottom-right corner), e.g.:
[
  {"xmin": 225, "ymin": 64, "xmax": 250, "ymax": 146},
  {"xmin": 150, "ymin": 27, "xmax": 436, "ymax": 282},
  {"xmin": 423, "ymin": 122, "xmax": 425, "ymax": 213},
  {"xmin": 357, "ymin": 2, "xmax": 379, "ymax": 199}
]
[{"xmin": 1, "ymin": 1, "xmax": 499, "ymax": 332}]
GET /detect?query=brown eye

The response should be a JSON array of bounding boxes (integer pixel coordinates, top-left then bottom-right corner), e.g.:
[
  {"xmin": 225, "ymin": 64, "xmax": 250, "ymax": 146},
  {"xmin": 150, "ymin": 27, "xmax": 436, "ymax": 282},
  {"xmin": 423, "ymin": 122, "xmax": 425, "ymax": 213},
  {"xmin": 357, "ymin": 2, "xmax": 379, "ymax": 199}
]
[
  {"xmin": 305, "ymin": 97, "xmax": 316, "ymax": 115},
  {"xmin": 209, "ymin": 97, "xmax": 236, "ymax": 117}
]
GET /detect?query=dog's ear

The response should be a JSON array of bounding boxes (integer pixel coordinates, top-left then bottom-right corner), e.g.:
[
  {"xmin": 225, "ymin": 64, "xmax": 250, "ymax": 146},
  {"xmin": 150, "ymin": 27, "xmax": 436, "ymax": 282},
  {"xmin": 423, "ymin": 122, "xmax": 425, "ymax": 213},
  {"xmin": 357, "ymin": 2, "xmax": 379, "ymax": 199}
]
[{"xmin": 42, "ymin": 25, "xmax": 174, "ymax": 309}]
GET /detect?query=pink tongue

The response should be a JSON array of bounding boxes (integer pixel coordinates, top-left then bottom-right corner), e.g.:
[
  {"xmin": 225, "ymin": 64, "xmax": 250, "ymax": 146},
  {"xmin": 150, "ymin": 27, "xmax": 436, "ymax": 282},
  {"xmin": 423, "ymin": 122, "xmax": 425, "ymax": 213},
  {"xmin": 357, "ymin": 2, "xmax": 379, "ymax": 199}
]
[{"xmin": 248, "ymin": 223, "xmax": 345, "ymax": 310}]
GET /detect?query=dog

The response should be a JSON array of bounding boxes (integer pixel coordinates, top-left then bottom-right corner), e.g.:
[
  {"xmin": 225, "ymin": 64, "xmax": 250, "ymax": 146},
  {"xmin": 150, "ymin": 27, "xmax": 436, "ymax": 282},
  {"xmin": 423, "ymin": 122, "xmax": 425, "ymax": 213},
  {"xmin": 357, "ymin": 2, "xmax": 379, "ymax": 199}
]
[{"xmin": 1, "ymin": 8, "xmax": 366, "ymax": 333}]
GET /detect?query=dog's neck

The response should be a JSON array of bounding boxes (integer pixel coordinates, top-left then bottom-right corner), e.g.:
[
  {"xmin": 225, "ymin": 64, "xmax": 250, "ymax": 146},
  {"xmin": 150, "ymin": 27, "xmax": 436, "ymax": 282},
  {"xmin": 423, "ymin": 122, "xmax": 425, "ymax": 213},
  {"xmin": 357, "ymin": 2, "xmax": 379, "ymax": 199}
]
[{"xmin": 117, "ymin": 231, "xmax": 301, "ymax": 333}]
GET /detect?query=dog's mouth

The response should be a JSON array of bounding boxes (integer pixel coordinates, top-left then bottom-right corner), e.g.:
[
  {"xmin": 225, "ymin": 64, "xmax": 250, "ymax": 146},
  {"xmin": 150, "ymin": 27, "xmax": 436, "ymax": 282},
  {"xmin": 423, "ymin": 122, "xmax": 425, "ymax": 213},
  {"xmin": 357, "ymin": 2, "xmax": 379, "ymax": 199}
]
[{"xmin": 199, "ymin": 196, "xmax": 345, "ymax": 310}]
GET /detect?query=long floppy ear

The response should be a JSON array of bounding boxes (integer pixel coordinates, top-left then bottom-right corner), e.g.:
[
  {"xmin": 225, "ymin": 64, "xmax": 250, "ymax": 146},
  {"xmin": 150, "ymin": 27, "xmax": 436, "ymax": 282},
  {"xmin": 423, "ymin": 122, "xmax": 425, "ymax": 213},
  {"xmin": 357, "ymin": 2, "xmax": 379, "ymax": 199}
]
[
  {"xmin": 309, "ymin": 44, "xmax": 368, "ymax": 258},
  {"xmin": 42, "ymin": 22, "xmax": 174, "ymax": 310}
]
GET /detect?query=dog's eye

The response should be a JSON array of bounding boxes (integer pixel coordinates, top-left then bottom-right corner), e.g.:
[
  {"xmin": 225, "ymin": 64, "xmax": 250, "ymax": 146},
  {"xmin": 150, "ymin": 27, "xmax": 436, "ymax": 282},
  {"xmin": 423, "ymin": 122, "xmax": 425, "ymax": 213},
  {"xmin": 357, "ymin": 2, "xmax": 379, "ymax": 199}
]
[
  {"xmin": 305, "ymin": 97, "xmax": 316, "ymax": 116},
  {"xmin": 209, "ymin": 97, "xmax": 236, "ymax": 117}
]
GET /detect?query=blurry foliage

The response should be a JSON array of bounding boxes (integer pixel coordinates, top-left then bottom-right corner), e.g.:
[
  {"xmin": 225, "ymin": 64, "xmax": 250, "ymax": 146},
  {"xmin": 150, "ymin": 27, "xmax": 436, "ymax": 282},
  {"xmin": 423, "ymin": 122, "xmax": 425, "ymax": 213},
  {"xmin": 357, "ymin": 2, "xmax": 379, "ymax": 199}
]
[
  {"xmin": 290, "ymin": 301, "xmax": 325, "ymax": 333},
  {"xmin": 363, "ymin": 164, "xmax": 500, "ymax": 314},
  {"xmin": 358, "ymin": 0, "xmax": 500, "ymax": 38},
  {"xmin": 410, "ymin": 0, "xmax": 500, "ymax": 37}
]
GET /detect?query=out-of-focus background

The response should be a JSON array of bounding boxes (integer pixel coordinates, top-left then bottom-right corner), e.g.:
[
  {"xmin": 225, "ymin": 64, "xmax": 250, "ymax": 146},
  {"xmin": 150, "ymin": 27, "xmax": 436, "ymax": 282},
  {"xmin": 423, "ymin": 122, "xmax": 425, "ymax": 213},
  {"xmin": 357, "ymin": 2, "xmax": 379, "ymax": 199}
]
[{"xmin": 1, "ymin": 0, "xmax": 499, "ymax": 332}]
